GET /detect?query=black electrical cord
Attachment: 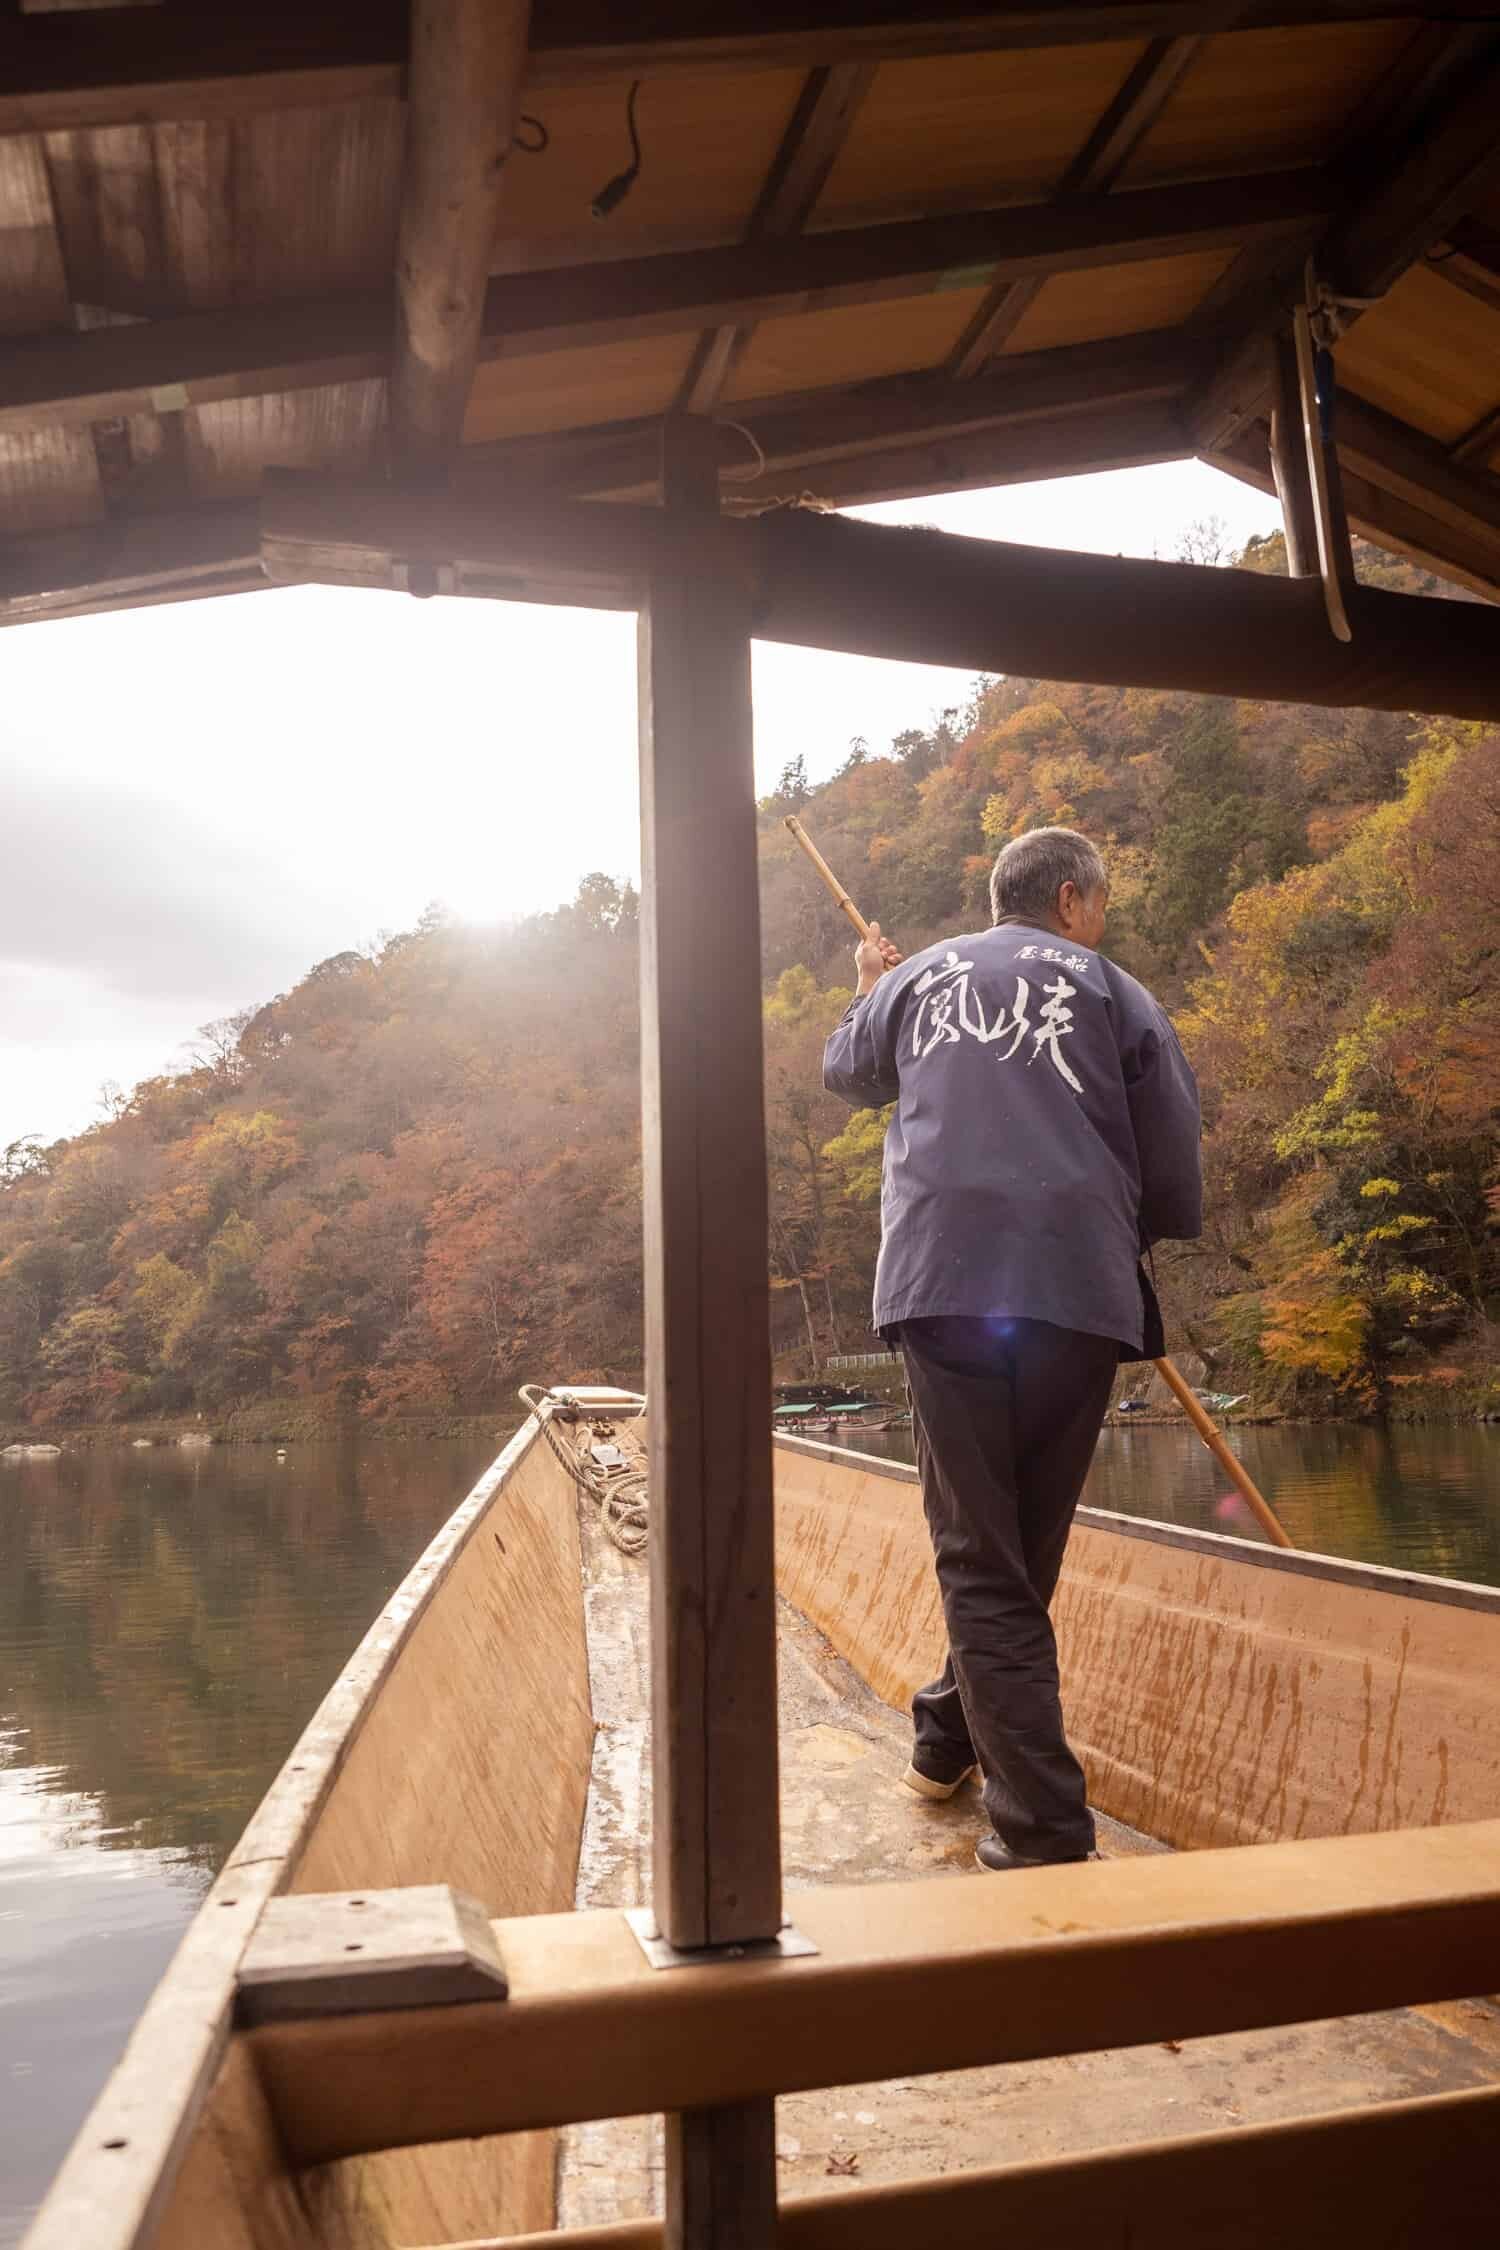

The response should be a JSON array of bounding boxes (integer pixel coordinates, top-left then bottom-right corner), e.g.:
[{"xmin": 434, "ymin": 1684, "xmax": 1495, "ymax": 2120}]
[
  {"xmin": 592, "ymin": 80, "xmax": 643, "ymax": 220},
  {"xmin": 514, "ymin": 115, "xmax": 550, "ymax": 154}
]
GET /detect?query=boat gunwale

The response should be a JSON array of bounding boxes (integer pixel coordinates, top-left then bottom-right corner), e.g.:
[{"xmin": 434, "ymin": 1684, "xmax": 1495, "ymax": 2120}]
[
  {"xmin": 23, "ymin": 1406, "xmax": 560, "ymax": 2250},
  {"xmin": 773, "ymin": 1431, "xmax": 1500, "ymax": 1618}
]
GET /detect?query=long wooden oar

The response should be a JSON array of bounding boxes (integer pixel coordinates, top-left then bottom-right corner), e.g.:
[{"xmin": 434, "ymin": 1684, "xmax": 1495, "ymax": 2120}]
[{"xmin": 784, "ymin": 812, "xmax": 1294, "ymax": 1551}]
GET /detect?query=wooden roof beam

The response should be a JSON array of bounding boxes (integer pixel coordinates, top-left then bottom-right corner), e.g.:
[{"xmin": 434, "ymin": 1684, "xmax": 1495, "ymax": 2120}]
[
  {"xmin": 1324, "ymin": 40, "xmax": 1500, "ymax": 300},
  {"xmin": 1334, "ymin": 391, "xmax": 1500, "ymax": 548},
  {"xmin": 0, "ymin": 169, "xmax": 1325, "ymax": 439},
  {"xmin": 949, "ymin": 26, "xmax": 1217, "ymax": 376},
  {"xmin": 390, "ymin": 0, "xmax": 534, "ymax": 464},
  {"xmin": 742, "ymin": 398, "xmax": 1188, "ymax": 505},
  {"xmin": 1203, "ymin": 424, "xmax": 1500, "ymax": 603},
  {"xmin": 0, "ymin": 337, "xmax": 1193, "ymax": 633},
  {"xmin": 0, "ymin": 502, "xmax": 261, "ymax": 628},
  {"xmin": 8, "ymin": 1, "xmax": 1500, "ymax": 136},
  {"xmin": 255, "ymin": 471, "xmax": 1500, "ymax": 717},
  {"xmin": 1452, "ymin": 403, "xmax": 1500, "ymax": 470},
  {"xmin": 1188, "ymin": 31, "xmax": 1500, "ymax": 451},
  {"xmin": 678, "ymin": 61, "xmax": 876, "ymax": 416}
]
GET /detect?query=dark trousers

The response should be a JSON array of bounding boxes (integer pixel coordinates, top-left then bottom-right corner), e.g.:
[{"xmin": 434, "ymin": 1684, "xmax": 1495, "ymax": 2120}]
[{"xmin": 898, "ymin": 1316, "xmax": 1118, "ymax": 1861}]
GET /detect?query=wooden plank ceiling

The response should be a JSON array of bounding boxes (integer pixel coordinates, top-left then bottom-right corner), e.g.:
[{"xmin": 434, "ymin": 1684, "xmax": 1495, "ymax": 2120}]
[{"xmin": 1, "ymin": 0, "xmax": 1499, "ymax": 623}]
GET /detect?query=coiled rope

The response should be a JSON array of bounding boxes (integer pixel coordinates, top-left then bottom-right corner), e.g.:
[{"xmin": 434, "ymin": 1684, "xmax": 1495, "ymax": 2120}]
[{"xmin": 518, "ymin": 1385, "xmax": 649, "ymax": 1556}]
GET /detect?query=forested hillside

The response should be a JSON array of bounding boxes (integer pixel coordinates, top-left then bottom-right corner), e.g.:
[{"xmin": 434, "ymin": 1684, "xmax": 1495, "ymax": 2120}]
[{"xmin": 3, "ymin": 537, "xmax": 1496, "ymax": 1427}]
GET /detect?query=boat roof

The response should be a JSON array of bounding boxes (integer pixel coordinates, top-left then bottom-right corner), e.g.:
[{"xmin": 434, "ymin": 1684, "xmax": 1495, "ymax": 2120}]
[{"xmin": 3, "ymin": 3, "xmax": 1499, "ymax": 628}]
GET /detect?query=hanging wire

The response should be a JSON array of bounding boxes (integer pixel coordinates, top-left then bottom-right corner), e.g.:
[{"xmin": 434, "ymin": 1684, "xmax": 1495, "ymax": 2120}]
[
  {"xmin": 592, "ymin": 80, "xmax": 644, "ymax": 219},
  {"xmin": 513, "ymin": 115, "xmax": 550, "ymax": 154},
  {"xmin": 719, "ymin": 419, "xmax": 768, "ymax": 484}
]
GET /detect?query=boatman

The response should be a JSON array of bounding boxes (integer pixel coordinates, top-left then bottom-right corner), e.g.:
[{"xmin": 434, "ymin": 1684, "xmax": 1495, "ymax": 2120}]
[{"xmin": 823, "ymin": 826, "xmax": 1202, "ymax": 1871}]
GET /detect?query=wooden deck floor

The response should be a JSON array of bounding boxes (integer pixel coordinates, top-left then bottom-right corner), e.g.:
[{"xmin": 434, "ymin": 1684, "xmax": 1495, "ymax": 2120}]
[{"xmin": 560, "ymin": 1496, "xmax": 1500, "ymax": 2225}]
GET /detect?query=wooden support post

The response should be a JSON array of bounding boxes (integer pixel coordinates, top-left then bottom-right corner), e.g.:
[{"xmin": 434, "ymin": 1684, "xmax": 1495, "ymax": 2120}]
[
  {"xmin": 637, "ymin": 414, "xmax": 781, "ymax": 2243},
  {"xmin": 390, "ymin": 0, "xmax": 532, "ymax": 462},
  {"xmin": 1268, "ymin": 332, "xmax": 1318, "ymax": 576}
]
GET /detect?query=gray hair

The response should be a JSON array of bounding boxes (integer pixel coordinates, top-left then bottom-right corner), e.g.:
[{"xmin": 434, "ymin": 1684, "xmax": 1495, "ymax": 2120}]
[{"xmin": 989, "ymin": 826, "xmax": 1106, "ymax": 925}]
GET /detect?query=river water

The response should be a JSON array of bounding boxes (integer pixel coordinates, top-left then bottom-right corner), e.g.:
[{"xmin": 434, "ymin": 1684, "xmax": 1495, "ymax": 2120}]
[{"xmin": 3, "ymin": 1420, "xmax": 1498, "ymax": 2240}]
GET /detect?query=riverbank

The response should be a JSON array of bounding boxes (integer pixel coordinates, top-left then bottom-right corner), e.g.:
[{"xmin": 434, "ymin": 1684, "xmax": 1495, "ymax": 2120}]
[{"xmin": 1, "ymin": 1408, "xmax": 525, "ymax": 1453}]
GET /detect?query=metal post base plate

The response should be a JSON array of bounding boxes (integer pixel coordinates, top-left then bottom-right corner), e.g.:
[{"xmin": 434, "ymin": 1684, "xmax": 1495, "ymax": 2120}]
[{"xmin": 624, "ymin": 1906, "xmax": 818, "ymax": 1971}]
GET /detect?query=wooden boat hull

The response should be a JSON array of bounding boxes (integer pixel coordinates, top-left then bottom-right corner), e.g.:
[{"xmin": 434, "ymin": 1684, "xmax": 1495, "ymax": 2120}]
[
  {"xmin": 776, "ymin": 1434, "xmax": 1500, "ymax": 1852},
  {"xmin": 27, "ymin": 1410, "xmax": 597, "ymax": 2250},
  {"xmin": 25, "ymin": 1403, "xmax": 1500, "ymax": 2250}
]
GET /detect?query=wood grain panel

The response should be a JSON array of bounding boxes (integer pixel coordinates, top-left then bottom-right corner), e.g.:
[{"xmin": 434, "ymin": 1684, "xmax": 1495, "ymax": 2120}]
[
  {"xmin": 1336, "ymin": 263, "xmax": 1500, "ymax": 442},
  {"xmin": 494, "ymin": 68, "xmax": 807, "ymax": 271},
  {"xmin": 0, "ymin": 425, "xmax": 103, "ymax": 529},
  {"xmin": 0, "ymin": 134, "xmax": 72, "ymax": 329},
  {"xmin": 1003, "ymin": 245, "xmax": 1233, "ymax": 352},
  {"xmin": 812, "ymin": 42, "xmax": 1149, "ymax": 226},
  {"xmin": 724, "ymin": 284, "xmax": 989, "ymax": 402},
  {"xmin": 42, "ymin": 123, "xmax": 168, "ymax": 314},
  {"xmin": 1120, "ymin": 18, "xmax": 1414, "ymax": 185},
  {"xmin": 185, "ymin": 380, "xmax": 386, "ymax": 495},
  {"xmin": 160, "ymin": 99, "xmax": 403, "ymax": 306},
  {"xmin": 771, "ymin": 1439, "xmax": 1500, "ymax": 1854},
  {"xmin": 44, "ymin": 100, "xmax": 403, "ymax": 317},
  {"xmin": 0, "ymin": 135, "xmax": 104, "ymax": 529},
  {"xmin": 464, "ymin": 331, "xmax": 695, "ymax": 441}
]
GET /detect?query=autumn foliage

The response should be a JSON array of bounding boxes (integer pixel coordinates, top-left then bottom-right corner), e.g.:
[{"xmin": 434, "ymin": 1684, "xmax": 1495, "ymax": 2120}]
[{"xmin": 2, "ymin": 540, "xmax": 1496, "ymax": 1425}]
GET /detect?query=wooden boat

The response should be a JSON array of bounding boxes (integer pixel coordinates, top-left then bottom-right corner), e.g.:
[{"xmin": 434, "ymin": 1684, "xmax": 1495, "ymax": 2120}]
[
  {"xmin": 10, "ymin": 12, "xmax": 1500, "ymax": 2247},
  {"xmin": 29, "ymin": 1389, "xmax": 1500, "ymax": 2250}
]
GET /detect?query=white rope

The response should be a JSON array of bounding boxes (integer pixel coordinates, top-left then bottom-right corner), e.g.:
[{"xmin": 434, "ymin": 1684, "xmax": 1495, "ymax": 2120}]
[{"xmin": 518, "ymin": 1384, "xmax": 649, "ymax": 1556}]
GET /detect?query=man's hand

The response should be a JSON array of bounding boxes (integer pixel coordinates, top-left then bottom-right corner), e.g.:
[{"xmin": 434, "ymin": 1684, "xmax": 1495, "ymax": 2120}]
[{"xmin": 856, "ymin": 920, "xmax": 903, "ymax": 998}]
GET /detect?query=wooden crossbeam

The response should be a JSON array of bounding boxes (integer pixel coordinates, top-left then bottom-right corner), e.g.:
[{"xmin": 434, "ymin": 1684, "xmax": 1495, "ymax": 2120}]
[
  {"xmin": 256, "ymin": 465, "xmax": 1500, "ymax": 715},
  {"xmin": 470, "ymin": 2084, "xmax": 1500, "ymax": 2250},
  {"xmin": 949, "ymin": 27, "xmax": 1215, "ymax": 376},
  {"xmin": 391, "ymin": 0, "xmax": 533, "ymax": 461},
  {"xmin": 0, "ymin": 169, "xmax": 1324, "ymax": 440},
  {"xmin": 8, "ymin": 2, "xmax": 1498, "ymax": 136},
  {"xmin": 492, "ymin": 330, "xmax": 1192, "ymax": 497},
  {"xmin": 6, "ymin": 364, "xmax": 1493, "ymax": 634},
  {"xmin": 678, "ymin": 61, "xmax": 876, "ymax": 416},
  {"xmin": 247, "ymin": 1818, "xmax": 1500, "ymax": 2164},
  {"xmin": 742, "ymin": 396, "xmax": 1188, "ymax": 504}
]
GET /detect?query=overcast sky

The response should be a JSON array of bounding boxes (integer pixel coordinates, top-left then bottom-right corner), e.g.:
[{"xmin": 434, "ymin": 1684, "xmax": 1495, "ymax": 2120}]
[{"xmin": 0, "ymin": 462, "xmax": 1278, "ymax": 1151}]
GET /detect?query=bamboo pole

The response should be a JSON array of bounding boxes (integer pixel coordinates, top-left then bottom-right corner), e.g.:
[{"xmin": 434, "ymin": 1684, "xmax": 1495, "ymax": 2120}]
[
  {"xmin": 783, "ymin": 814, "xmax": 1295, "ymax": 1552},
  {"xmin": 1149, "ymin": 1358, "xmax": 1293, "ymax": 1548}
]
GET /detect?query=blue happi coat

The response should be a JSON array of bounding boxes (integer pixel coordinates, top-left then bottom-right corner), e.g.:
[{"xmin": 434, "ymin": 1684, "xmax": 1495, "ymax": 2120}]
[{"xmin": 823, "ymin": 922, "xmax": 1203, "ymax": 1357}]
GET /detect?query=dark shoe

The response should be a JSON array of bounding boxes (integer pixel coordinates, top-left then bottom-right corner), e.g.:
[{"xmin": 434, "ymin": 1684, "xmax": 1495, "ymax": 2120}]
[
  {"xmin": 900, "ymin": 1753, "xmax": 978, "ymax": 1802},
  {"xmin": 975, "ymin": 1834, "xmax": 1094, "ymax": 1872}
]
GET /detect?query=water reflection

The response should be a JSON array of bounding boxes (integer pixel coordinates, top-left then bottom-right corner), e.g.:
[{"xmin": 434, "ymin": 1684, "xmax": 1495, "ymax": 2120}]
[
  {"xmin": 0, "ymin": 1435, "xmax": 497, "ymax": 2245},
  {"xmin": 826, "ymin": 1419, "xmax": 1500, "ymax": 1587}
]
